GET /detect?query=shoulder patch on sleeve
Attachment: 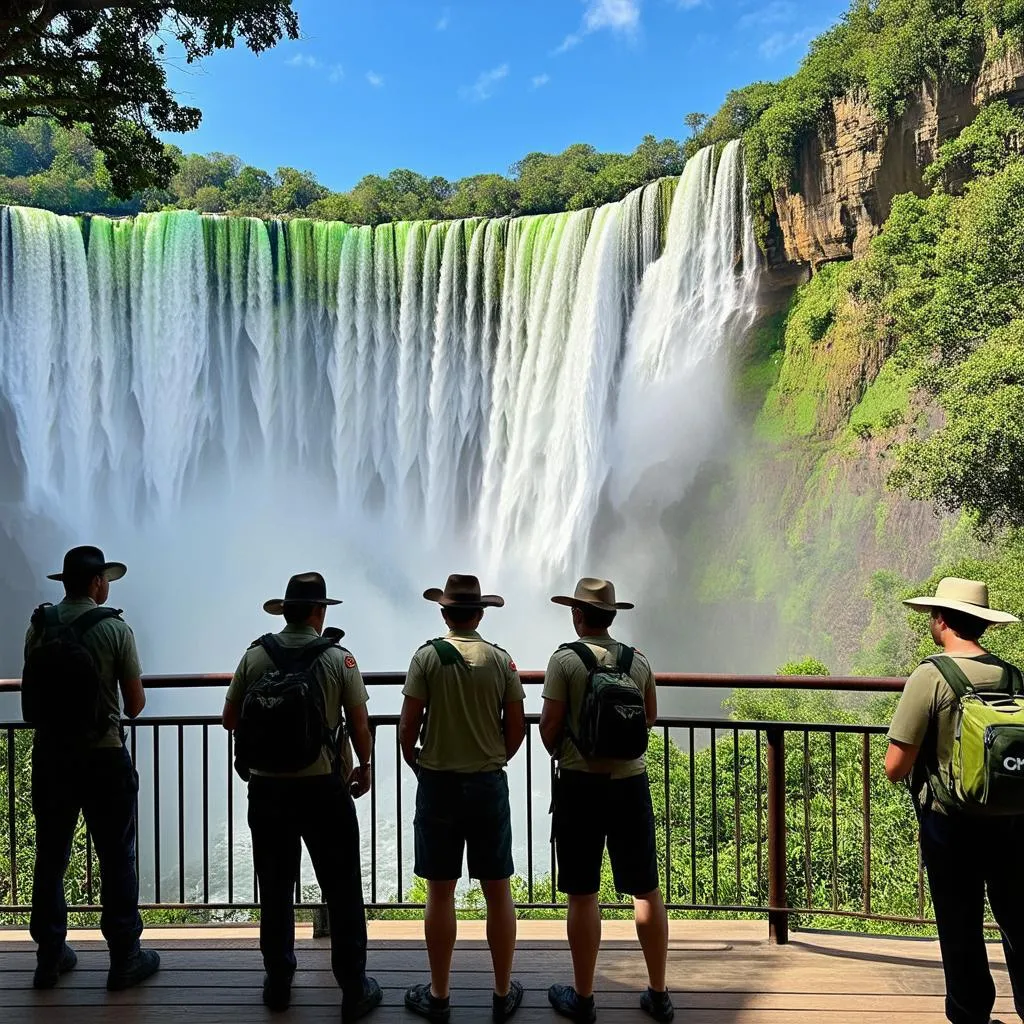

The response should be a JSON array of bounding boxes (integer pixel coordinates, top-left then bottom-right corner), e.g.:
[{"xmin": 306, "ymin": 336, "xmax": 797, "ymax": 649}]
[{"xmin": 344, "ymin": 654, "xmax": 357, "ymax": 670}]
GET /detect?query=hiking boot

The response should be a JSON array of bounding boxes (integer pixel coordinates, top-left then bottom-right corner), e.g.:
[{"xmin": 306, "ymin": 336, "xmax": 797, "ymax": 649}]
[
  {"xmin": 106, "ymin": 948, "xmax": 160, "ymax": 991},
  {"xmin": 548, "ymin": 984, "xmax": 597, "ymax": 1024},
  {"xmin": 404, "ymin": 981, "xmax": 452, "ymax": 1022},
  {"xmin": 640, "ymin": 987, "xmax": 675, "ymax": 1022},
  {"xmin": 262, "ymin": 972, "xmax": 293, "ymax": 1012},
  {"xmin": 493, "ymin": 979, "xmax": 524, "ymax": 1021},
  {"xmin": 343, "ymin": 976, "xmax": 383, "ymax": 1022},
  {"xmin": 33, "ymin": 943, "xmax": 77, "ymax": 990}
]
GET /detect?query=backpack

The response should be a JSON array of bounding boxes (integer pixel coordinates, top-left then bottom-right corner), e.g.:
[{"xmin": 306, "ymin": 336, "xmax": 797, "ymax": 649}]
[
  {"xmin": 21, "ymin": 603, "xmax": 124, "ymax": 741},
  {"xmin": 560, "ymin": 642, "xmax": 648, "ymax": 761},
  {"xmin": 234, "ymin": 634, "xmax": 340, "ymax": 777},
  {"xmin": 926, "ymin": 654, "xmax": 1024, "ymax": 816}
]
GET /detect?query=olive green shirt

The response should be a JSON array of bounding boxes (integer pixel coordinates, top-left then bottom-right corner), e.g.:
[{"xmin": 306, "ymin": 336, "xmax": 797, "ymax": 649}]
[
  {"xmin": 403, "ymin": 629, "xmax": 524, "ymax": 773},
  {"xmin": 226, "ymin": 624, "xmax": 368, "ymax": 778},
  {"xmin": 542, "ymin": 634, "xmax": 653, "ymax": 780},
  {"xmin": 23, "ymin": 597, "xmax": 142, "ymax": 749},
  {"xmin": 888, "ymin": 653, "xmax": 1012, "ymax": 813}
]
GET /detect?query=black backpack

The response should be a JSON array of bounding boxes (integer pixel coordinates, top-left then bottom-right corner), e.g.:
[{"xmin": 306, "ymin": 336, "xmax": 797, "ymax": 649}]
[
  {"xmin": 561, "ymin": 642, "xmax": 648, "ymax": 761},
  {"xmin": 234, "ymin": 634, "xmax": 340, "ymax": 776},
  {"xmin": 21, "ymin": 603, "xmax": 124, "ymax": 740}
]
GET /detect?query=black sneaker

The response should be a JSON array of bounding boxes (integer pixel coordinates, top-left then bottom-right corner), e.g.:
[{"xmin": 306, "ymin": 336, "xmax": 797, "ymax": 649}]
[
  {"xmin": 343, "ymin": 976, "xmax": 383, "ymax": 1022},
  {"xmin": 640, "ymin": 987, "xmax": 675, "ymax": 1022},
  {"xmin": 33, "ymin": 943, "xmax": 77, "ymax": 990},
  {"xmin": 548, "ymin": 984, "xmax": 596, "ymax": 1024},
  {"xmin": 493, "ymin": 979, "xmax": 524, "ymax": 1021},
  {"xmin": 106, "ymin": 948, "xmax": 160, "ymax": 992},
  {"xmin": 404, "ymin": 981, "xmax": 452, "ymax": 1022},
  {"xmin": 262, "ymin": 972, "xmax": 293, "ymax": 1012}
]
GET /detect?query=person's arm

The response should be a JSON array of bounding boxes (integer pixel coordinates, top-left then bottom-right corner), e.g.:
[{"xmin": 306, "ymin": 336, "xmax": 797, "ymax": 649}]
[
  {"xmin": 222, "ymin": 653, "xmax": 250, "ymax": 732},
  {"xmin": 399, "ymin": 696, "xmax": 426, "ymax": 771},
  {"xmin": 539, "ymin": 652, "xmax": 568, "ymax": 756},
  {"xmin": 885, "ymin": 740, "xmax": 920, "ymax": 782},
  {"xmin": 639, "ymin": 656, "xmax": 657, "ymax": 727},
  {"xmin": 503, "ymin": 700, "xmax": 526, "ymax": 760},
  {"xmin": 884, "ymin": 665, "xmax": 935, "ymax": 784},
  {"xmin": 222, "ymin": 699, "xmax": 240, "ymax": 732},
  {"xmin": 117, "ymin": 627, "xmax": 145, "ymax": 718},
  {"xmin": 346, "ymin": 702, "xmax": 373, "ymax": 797},
  {"xmin": 119, "ymin": 677, "xmax": 146, "ymax": 719}
]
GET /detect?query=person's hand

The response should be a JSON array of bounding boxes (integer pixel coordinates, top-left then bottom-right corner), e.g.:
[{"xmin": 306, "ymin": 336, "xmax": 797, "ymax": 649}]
[{"xmin": 349, "ymin": 763, "xmax": 371, "ymax": 799}]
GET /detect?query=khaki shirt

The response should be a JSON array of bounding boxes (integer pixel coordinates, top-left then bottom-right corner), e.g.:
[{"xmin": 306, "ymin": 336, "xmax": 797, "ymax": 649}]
[
  {"xmin": 227, "ymin": 624, "xmax": 368, "ymax": 778},
  {"xmin": 24, "ymin": 597, "xmax": 142, "ymax": 749},
  {"xmin": 542, "ymin": 633, "xmax": 653, "ymax": 779},
  {"xmin": 888, "ymin": 653, "xmax": 1013, "ymax": 813},
  {"xmin": 403, "ymin": 629, "xmax": 524, "ymax": 773}
]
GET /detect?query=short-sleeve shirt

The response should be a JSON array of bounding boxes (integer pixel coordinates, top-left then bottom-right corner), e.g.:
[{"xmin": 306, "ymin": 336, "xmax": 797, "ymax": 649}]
[
  {"xmin": 888, "ymin": 653, "xmax": 1012, "ymax": 813},
  {"xmin": 226, "ymin": 624, "xmax": 369, "ymax": 778},
  {"xmin": 23, "ymin": 597, "xmax": 142, "ymax": 750},
  {"xmin": 542, "ymin": 633, "xmax": 653, "ymax": 780},
  {"xmin": 403, "ymin": 629, "xmax": 524, "ymax": 774}
]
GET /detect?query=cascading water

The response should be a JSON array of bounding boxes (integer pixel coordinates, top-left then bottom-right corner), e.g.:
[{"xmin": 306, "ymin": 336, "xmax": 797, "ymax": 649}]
[{"xmin": 0, "ymin": 141, "xmax": 758, "ymax": 672}]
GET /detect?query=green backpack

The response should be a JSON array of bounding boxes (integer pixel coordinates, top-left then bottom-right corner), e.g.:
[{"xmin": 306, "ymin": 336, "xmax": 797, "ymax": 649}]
[{"xmin": 927, "ymin": 654, "xmax": 1024, "ymax": 816}]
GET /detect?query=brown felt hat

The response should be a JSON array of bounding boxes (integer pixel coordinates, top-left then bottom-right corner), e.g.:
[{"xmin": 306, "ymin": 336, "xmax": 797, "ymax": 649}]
[
  {"xmin": 263, "ymin": 572, "xmax": 342, "ymax": 615},
  {"xmin": 551, "ymin": 577, "xmax": 634, "ymax": 612},
  {"xmin": 903, "ymin": 577, "xmax": 1019, "ymax": 625},
  {"xmin": 423, "ymin": 574, "xmax": 504, "ymax": 609},
  {"xmin": 47, "ymin": 545, "xmax": 126, "ymax": 584}
]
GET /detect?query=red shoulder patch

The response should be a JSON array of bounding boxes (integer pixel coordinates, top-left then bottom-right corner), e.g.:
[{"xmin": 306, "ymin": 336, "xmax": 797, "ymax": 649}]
[
  {"xmin": 344, "ymin": 655, "xmax": 357, "ymax": 670},
  {"xmin": 509, "ymin": 660, "xmax": 517, "ymax": 672}
]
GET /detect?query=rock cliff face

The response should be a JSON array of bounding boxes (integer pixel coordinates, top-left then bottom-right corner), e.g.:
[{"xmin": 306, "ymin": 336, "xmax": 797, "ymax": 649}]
[{"xmin": 769, "ymin": 48, "xmax": 1024, "ymax": 270}]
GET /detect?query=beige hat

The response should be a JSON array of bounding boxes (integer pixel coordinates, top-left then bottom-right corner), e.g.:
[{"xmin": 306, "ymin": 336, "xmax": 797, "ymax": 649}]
[
  {"xmin": 903, "ymin": 577, "xmax": 1019, "ymax": 625},
  {"xmin": 551, "ymin": 577, "xmax": 634, "ymax": 612},
  {"xmin": 423, "ymin": 574, "xmax": 504, "ymax": 609}
]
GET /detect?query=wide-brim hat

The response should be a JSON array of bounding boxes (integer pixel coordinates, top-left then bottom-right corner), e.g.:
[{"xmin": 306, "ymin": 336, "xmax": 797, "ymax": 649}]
[
  {"xmin": 551, "ymin": 577, "xmax": 634, "ymax": 612},
  {"xmin": 264, "ymin": 572, "xmax": 342, "ymax": 615},
  {"xmin": 47, "ymin": 545, "xmax": 126, "ymax": 583},
  {"xmin": 423, "ymin": 574, "xmax": 504, "ymax": 609},
  {"xmin": 903, "ymin": 577, "xmax": 1019, "ymax": 625}
]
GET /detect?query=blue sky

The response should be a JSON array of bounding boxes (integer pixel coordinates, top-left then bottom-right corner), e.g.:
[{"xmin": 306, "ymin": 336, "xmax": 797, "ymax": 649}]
[{"xmin": 165, "ymin": 0, "xmax": 850, "ymax": 192}]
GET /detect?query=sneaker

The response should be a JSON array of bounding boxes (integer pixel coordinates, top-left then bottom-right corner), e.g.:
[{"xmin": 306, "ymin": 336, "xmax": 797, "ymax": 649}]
[
  {"xmin": 106, "ymin": 948, "xmax": 160, "ymax": 991},
  {"xmin": 33, "ymin": 943, "xmax": 77, "ymax": 990},
  {"xmin": 404, "ymin": 981, "xmax": 452, "ymax": 1022},
  {"xmin": 343, "ymin": 976, "xmax": 383, "ymax": 1022},
  {"xmin": 548, "ymin": 984, "xmax": 597, "ymax": 1024},
  {"xmin": 640, "ymin": 987, "xmax": 675, "ymax": 1022},
  {"xmin": 493, "ymin": 979, "xmax": 524, "ymax": 1022},
  {"xmin": 262, "ymin": 972, "xmax": 293, "ymax": 1012}
]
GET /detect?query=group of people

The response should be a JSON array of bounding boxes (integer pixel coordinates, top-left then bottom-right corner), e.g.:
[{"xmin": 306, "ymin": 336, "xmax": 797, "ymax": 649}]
[{"xmin": 18, "ymin": 545, "xmax": 1024, "ymax": 1024}]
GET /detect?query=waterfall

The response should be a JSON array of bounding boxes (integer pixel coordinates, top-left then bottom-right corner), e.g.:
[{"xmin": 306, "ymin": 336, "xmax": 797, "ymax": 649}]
[{"xmin": 0, "ymin": 142, "xmax": 759, "ymax": 605}]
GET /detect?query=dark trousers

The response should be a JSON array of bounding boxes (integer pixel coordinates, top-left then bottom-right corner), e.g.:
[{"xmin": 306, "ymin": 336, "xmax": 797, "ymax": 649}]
[
  {"xmin": 30, "ymin": 741, "xmax": 143, "ymax": 964},
  {"xmin": 247, "ymin": 773, "xmax": 367, "ymax": 991},
  {"xmin": 920, "ymin": 810, "xmax": 1024, "ymax": 1023}
]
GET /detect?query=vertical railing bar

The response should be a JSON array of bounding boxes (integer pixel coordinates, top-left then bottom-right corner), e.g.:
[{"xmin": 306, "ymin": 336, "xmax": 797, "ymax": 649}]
[
  {"xmin": 733, "ymin": 729, "xmax": 741, "ymax": 903},
  {"xmin": 202, "ymin": 724, "xmax": 209, "ymax": 905},
  {"xmin": 862, "ymin": 731, "xmax": 872, "ymax": 917},
  {"xmin": 153, "ymin": 726, "xmax": 161, "ymax": 905},
  {"xmin": 688, "ymin": 726, "xmax": 696, "ymax": 904},
  {"xmin": 767, "ymin": 726, "xmax": 788, "ymax": 944},
  {"xmin": 663, "ymin": 725, "xmax": 671, "ymax": 903},
  {"xmin": 917, "ymin": 832, "xmax": 925, "ymax": 920},
  {"xmin": 370, "ymin": 725, "xmax": 377, "ymax": 905},
  {"xmin": 178, "ymin": 723, "xmax": 185, "ymax": 905},
  {"xmin": 710, "ymin": 727, "xmax": 718, "ymax": 906},
  {"xmin": 830, "ymin": 730, "xmax": 838, "ymax": 912},
  {"xmin": 227, "ymin": 728, "xmax": 234, "ymax": 904},
  {"xmin": 526, "ymin": 727, "xmax": 534, "ymax": 904},
  {"xmin": 130, "ymin": 724, "xmax": 139, "ymax": 897},
  {"xmin": 755, "ymin": 729, "xmax": 763, "ymax": 901},
  {"xmin": 802, "ymin": 730, "xmax": 811, "ymax": 909},
  {"xmin": 85, "ymin": 829, "xmax": 93, "ymax": 905},
  {"xmin": 395, "ymin": 727, "xmax": 403, "ymax": 903},
  {"xmin": 7, "ymin": 727, "xmax": 16, "ymax": 906}
]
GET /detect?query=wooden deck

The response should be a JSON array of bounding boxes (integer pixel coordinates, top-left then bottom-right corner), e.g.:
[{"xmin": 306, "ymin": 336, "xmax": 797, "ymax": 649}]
[{"xmin": 0, "ymin": 920, "xmax": 1017, "ymax": 1023}]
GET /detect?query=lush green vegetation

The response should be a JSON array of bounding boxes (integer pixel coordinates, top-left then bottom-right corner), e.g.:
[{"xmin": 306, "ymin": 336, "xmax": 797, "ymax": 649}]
[{"xmin": 0, "ymin": 118, "xmax": 685, "ymax": 223}]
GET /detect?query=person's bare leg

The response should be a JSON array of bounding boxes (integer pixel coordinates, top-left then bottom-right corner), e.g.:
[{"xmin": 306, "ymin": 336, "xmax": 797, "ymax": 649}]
[
  {"xmin": 424, "ymin": 879, "xmax": 458, "ymax": 999},
  {"xmin": 566, "ymin": 893, "xmax": 602, "ymax": 997},
  {"xmin": 481, "ymin": 878, "xmax": 516, "ymax": 996},
  {"xmin": 633, "ymin": 888, "xmax": 668, "ymax": 992}
]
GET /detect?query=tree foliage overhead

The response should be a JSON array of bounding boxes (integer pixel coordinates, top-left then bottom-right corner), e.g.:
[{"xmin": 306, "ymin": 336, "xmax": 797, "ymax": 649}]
[{"xmin": 0, "ymin": 1, "xmax": 298, "ymax": 196}]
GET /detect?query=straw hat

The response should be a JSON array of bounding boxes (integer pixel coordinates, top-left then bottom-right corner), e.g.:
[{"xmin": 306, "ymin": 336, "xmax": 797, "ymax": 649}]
[
  {"xmin": 551, "ymin": 577, "xmax": 634, "ymax": 612},
  {"xmin": 903, "ymin": 577, "xmax": 1019, "ymax": 625},
  {"xmin": 423, "ymin": 574, "xmax": 504, "ymax": 609}
]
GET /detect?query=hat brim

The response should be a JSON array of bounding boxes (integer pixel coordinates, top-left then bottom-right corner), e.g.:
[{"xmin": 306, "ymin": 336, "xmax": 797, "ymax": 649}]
[
  {"xmin": 263, "ymin": 597, "xmax": 342, "ymax": 615},
  {"xmin": 551, "ymin": 595, "xmax": 635, "ymax": 612},
  {"xmin": 423, "ymin": 588, "xmax": 504, "ymax": 609},
  {"xmin": 903, "ymin": 596, "xmax": 1019, "ymax": 625},
  {"xmin": 47, "ymin": 561, "xmax": 127, "ymax": 583}
]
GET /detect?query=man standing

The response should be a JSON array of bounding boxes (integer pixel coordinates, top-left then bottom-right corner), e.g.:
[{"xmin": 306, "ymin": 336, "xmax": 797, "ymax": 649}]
[
  {"xmin": 886, "ymin": 577, "xmax": 1024, "ymax": 1024},
  {"xmin": 399, "ymin": 574, "xmax": 526, "ymax": 1023},
  {"xmin": 222, "ymin": 572, "xmax": 380, "ymax": 1020},
  {"xmin": 540, "ymin": 578, "xmax": 673, "ymax": 1024},
  {"xmin": 22, "ymin": 546, "xmax": 159, "ymax": 991}
]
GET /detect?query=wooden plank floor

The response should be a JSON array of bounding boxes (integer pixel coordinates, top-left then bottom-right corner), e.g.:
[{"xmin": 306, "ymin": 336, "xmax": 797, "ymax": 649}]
[{"xmin": 0, "ymin": 921, "xmax": 1017, "ymax": 1023}]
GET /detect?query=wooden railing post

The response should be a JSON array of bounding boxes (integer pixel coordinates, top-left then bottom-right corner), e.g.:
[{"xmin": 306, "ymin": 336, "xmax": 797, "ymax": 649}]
[{"xmin": 766, "ymin": 725, "xmax": 789, "ymax": 945}]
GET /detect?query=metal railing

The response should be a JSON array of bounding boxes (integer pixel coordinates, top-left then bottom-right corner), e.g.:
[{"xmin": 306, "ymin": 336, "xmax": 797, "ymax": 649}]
[{"xmin": 0, "ymin": 672, "xmax": 925, "ymax": 942}]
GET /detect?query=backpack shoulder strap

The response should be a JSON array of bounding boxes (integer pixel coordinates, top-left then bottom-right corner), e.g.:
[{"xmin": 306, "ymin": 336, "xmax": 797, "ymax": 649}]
[
  {"xmin": 293, "ymin": 636, "xmax": 339, "ymax": 672},
  {"xmin": 925, "ymin": 655, "xmax": 975, "ymax": 700},
  {"xmin": 256, "ymin": 633, "xmax": 291, "ymax": 673},
  {"xmin": 617, "ymin": 644, "xmax": 635, "ymax": 675},
  {"xmin": 68, "ymin": 606, "xmax": 123, "ymax": 639},
  {"xmin": 429, "ymin": 638, "xmax": 467, "ymax": 668},
  {"xmin": 560, "ymin": 641, "xmax": 599, "ymax": 674}
]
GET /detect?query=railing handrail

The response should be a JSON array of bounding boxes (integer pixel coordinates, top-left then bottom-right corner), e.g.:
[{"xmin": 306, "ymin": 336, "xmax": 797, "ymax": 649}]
[{"xmin": 0, "ymin": 671, "xmax": 908, "ymax": 694}]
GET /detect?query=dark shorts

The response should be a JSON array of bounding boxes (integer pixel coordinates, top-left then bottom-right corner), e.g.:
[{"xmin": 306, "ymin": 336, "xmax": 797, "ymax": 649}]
[
  {"xmin": 414, "ymin": 769, "xmax": 514, "ymax": 882},
  {"xmin": 553, "ymin": 769, "xmax": 659, "ymax": 897}
]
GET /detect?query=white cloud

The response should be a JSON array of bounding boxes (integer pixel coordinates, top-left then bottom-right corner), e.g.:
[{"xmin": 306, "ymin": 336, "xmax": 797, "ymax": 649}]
[
  {"xmin": 328, "ymin": 63, "xmax": 344, "ymax": 83},
  {"xmin": 532, "ymin": 73, "xmax": 551, "ymax": 89},
  {"xmin": 759, "ymin": 26, "xmax": 814, "ymax": 58},
  {"xmin": 286, "ymin": 52, "xmax": 320, "ymax": 69},
  {"xmin": 461, "ymin": 63, "xmax": 510, "ymax": 102},
  {"xmin": 740, "ymin": 1, "xmax": 797, "ymax": 29},
  {"xmin": 436, "ymin": 7, "xmax": 450, "ymax": 30},
  {"xmin": 554, "ymin": 32, "xmax": 582, "ymax": 54},
  {"xmin": 553, "ymin": 0, "xmax": 639, "ymax": 55},
  {"xmin": 366, "ymin": 71, "xmax": 384, "ymax": 88}
]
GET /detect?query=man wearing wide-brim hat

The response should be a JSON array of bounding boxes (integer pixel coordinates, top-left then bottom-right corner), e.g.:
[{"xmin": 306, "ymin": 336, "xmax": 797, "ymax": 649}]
[
  {"xmin": 885, "ymin": 577, "xmax": 1024, "ymax": 1023},
  {"xmin": 399, "ymin": 575, "xmax": 526, "ymax": 1023},
  {"xmin": 539, "ymin": 578, "xmax": 673, "ymax": 1024},
  {"xmin": 222, "ymin": 572, "xmax": 381, "ymax": 1020},
  {"xmin": 22, "ymin": 546, "xmax": 160, "ymax": 992}
]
